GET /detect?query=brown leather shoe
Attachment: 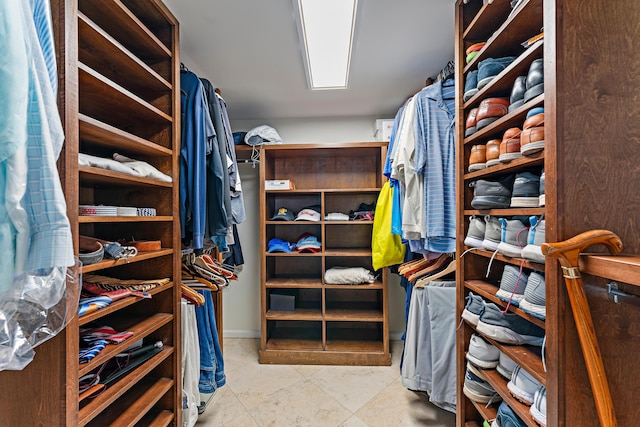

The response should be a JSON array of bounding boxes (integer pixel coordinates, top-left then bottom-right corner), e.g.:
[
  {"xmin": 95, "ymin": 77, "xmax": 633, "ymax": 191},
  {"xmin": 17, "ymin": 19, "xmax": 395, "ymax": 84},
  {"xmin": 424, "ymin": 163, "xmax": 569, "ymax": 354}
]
[
  {"xmin": 465, "ymin": 108, "xmax": 479, "ymax": 137},
  {"xmin": 520, "ymin": 113, "xmax": 544, "ymax": 156},
  {"xmin": 476, "ymin": 98, "xmax": 510, "ymax": 130},
  {"xmin": 468, "ymin": 145, "xmax": 487, "ymax": 172},
  {"xmin": 499, "ymin": 127, "xmax": 522, "ymax": 163},
  {"xmin": 485, "ymin": 139, "xmax": 501, "ymax": 167}
]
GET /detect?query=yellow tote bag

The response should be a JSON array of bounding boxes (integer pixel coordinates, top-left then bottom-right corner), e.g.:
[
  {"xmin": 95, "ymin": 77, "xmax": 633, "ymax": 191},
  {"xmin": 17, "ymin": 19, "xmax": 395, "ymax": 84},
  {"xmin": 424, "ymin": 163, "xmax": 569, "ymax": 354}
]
[{"xmin": 372, "ymin": 181, "xmax": 405, "ymax": 270}]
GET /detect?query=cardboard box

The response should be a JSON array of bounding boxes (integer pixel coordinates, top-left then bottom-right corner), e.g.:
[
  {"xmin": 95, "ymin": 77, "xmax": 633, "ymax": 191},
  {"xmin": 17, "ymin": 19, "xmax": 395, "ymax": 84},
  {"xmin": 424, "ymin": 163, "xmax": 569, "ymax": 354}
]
[
  {"xmin": 265, "ymin": 179, "xmax": 295, "ymax": 190},
  {"xmin": 375, "ymin": 119, "xmax": 394, "ymax": 142}
]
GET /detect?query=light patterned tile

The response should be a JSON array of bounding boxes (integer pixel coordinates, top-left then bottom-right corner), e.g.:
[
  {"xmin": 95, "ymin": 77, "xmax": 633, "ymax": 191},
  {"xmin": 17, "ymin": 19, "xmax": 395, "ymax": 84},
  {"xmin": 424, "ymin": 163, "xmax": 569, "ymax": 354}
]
[
  {"xmin": 377, "ymin": 340, "xmax": 405, "ymax": 380},
  {"xmin": 340, "ymin": 415, "xmax": 370, "ymax": 427},
  {"xmin": 355, "ymin": 378, "xmax": 456, "ymax": 427},
  {"xmin": 227, "ymin": 362, "xmax": 304, "ymax": 410},
  {"xmin": 195, "ymin": 386, "xmax": 247, "ymax": 426},
  {"xmin": 223, "ymin": 338, "xmax": 261, "ymax": 373},
  {"xmin": 290, "ymin": 364, "xmax": 323, "ymax": 377},
  {"xmin": 249, "ymin": 379, "xmax": 352, "ymax": 427},
  {"xmin": 223, "ymin": 412, "xmax": 260, "ymax": 427},
  {"xmin": 309, "ymin": 365, "xmax": 395, "ymax": 412}
]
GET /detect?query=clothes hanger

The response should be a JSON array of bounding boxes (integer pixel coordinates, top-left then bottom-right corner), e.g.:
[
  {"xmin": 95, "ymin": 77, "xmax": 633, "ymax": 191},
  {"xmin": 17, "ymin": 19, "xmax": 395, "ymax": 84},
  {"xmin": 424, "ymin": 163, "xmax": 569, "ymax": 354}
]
[
  {"xmin": 408, "ymin": 253, "xmax": 451, "ymax": 283},
  {"xmin": 399, "ymin": 257, "xmax": 433, "ymax": 277},
  {"xmin": 415, "ymin": 259, "xmax": 456, "ymax": 288},
  {"xmin": 398, "ymin": 257, "xmax": 428, "ymax": 275}
]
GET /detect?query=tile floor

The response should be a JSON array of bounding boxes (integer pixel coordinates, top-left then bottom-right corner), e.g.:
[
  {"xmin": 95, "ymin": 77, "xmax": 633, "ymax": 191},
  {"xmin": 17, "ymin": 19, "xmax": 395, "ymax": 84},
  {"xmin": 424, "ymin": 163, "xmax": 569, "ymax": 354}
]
[{"xmin": 196, "ymin": 338, "xmax": 457, "ymax": 427}]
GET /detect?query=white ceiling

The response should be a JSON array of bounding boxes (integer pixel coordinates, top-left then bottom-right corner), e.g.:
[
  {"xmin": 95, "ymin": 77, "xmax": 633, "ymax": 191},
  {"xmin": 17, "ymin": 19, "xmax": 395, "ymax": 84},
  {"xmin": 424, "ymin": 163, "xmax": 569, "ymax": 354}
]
[{"xmin": 164, "ymin": 0, "xmax": 456, "ymax": 121}]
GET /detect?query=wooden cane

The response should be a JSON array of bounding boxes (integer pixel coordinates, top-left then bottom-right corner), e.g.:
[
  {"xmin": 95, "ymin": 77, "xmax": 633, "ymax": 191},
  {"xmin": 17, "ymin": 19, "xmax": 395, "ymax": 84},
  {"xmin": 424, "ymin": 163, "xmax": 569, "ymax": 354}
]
[{"xmin": 542, "ymin": 230, "xmax": 623, "ymax": 427}]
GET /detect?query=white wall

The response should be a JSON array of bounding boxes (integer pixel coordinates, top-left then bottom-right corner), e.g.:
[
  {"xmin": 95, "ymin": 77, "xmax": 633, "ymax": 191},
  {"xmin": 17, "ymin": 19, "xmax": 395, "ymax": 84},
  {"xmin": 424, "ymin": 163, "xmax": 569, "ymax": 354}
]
[{"xmin": 223, "ymin": 116, "xmax": 407, "ymax": 339}]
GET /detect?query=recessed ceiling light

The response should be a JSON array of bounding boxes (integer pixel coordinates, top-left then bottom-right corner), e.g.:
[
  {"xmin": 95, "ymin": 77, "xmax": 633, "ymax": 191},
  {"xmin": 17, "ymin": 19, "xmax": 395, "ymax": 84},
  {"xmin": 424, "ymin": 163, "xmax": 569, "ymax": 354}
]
[{"xmin": 296, "ymin": 0, "xmax": 358, "ymax": 90}]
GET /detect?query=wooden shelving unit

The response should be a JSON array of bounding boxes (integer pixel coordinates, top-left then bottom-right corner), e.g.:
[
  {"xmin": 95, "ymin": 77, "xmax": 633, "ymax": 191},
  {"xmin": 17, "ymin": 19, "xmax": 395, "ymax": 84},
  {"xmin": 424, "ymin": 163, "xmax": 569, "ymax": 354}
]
[
  {"xmin": 258, "ymin": 143, "xmax": 391, "ymax": 366},
  {"xmin": 456, "ymin": 0, "xmax": 640, "ymax": 425},
  {"xmin": 0, "ymin": 1, "xmax": 181, "ymax": 425}
]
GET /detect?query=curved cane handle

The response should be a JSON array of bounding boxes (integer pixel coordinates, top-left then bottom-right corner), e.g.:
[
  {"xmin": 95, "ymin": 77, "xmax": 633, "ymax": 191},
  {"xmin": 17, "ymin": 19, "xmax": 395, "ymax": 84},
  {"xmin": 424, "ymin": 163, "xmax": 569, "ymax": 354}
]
[{"xmin": 542, "ymin": 229, "xmax": 623, "ymax": 269}]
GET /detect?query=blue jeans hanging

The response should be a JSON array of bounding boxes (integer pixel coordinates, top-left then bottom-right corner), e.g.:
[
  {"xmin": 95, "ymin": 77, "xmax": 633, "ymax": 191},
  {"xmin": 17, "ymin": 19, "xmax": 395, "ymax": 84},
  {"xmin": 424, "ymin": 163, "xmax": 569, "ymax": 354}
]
[{"xmin": 195, "ymin": 290, "xmax": 226, "ymax": 393}]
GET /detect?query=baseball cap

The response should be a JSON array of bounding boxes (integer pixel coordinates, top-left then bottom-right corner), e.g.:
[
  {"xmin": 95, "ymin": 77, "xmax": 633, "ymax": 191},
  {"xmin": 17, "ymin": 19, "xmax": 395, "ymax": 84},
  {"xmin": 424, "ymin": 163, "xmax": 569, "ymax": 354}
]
[
  {"xmin": 267, "ymin": 238, "xmax": 294, "ymax": 253},
  {"xmin": 295, "ymin": 233, "xmax": 322, "ymax": 253},
  {"xmin": 271, "ymin": 207, "xmax": 295, "ymax": 221},
  {"xmin": 295, "ymin": 207, "xmax": 320, "ymax": 222}
]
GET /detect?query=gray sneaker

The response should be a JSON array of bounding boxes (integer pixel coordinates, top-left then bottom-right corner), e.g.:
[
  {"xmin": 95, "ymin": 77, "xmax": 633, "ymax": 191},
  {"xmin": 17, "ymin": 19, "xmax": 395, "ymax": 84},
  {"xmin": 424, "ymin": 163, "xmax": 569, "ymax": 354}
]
[
  {"xmin": 464, "ymin": 216, "xmax": 486, "ymax": 249},
  {"xmin": 462, "ymin": 292, "xmax": 485, "ymax": 326},
  {"xmin": 466, "ymin": 333, "xmax": 500, "ymax": 369},
  {"xmin": 497, "ymin": 218, "xmax": 529, "ymax": 258},
  {"xmin": 510, "ymin": 172, "xmax": 540, "ymax": 207},
  {"xmin": 470, "ymin": 175, "xmax": 515, "ymax": 210},
  {"xmin": 539, "ymin": 169, "xmax": 545, "ymax": 206},
  {"xmin": 497, "ymin": 350, "xmax": 517, "ymax": 380},
  {"xmin": 482, "ymin": 216, "xmax": 502, "ymax": 251},
  {"xmin": 530, "ymin": 385, "xmax": 547, "ymax": 426},
  {"xmin": 520, "ymin": 271, "xmax": 546, "ymax": 319},
  {"xmin": 496, "ymin": 264, "xmax": 529, "ymax": 306},
  {"xmin": 463, "ymin": 368, "xmax": 502, "ymax": 403},
  {"xmin": 476, "ymin": 302, "xmax": 545, "ymax": 345},
  {"xmin": 521, "ymin": 216, "xmax": 546, "ymax": 263},
  {"xmin": 508, "ymin": 365, "xmax": 542, "ymax": 405}
]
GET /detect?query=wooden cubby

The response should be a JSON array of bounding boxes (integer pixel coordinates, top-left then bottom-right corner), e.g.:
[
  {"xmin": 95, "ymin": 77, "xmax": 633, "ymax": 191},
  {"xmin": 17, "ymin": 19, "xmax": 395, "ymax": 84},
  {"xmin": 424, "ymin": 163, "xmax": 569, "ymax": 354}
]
[
  {"xmin": 455, "ymin": 0, "xmax": 640, "ymax": 425},
  {"xmin": 0, "ymin": 0, "xmax": 181, "ymax": 425},
  {"xmin": 258, "ymin": 143, "xmax": 391, "ymax": 366}
]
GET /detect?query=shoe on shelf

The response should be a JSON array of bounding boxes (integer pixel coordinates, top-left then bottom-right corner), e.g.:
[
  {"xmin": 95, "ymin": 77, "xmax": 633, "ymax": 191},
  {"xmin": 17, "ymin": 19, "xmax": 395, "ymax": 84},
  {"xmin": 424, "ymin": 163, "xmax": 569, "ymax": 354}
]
[
  {"xmin": 520, "ymin": 108, "xmax": 545, "ymax": 156},
  {"xmin": 464, "ymin": 215, "xmax": 486, "ymax": 249},
  {"xmin": 495, "ymin": 402, "xmax": 527, "ymax": 427},
  {"xmin": 497, "ymin": 350, "xmax": 517, "ymax": 380},
  {"xmin": 470, "ymin": 174, "xmax": 515, "ymax": 210},
  {"xmin": 469, "ymin": 144, "xmax": 487, "ymax": 172},
  {"xmin": 508, "ymin": 75, "xmax": 527, "ymax": 113},
  {"xmin": 530, "ymin": 385, "xmax": 547, "ymax": 426},
  {"xmin": 499, "ymin": 127, "xmax": 523, "ymax": 163},
  {"xmin": 476, "ymin": 98, "xmax": 511, "ymax": 130},
  {"xmin": 485, "ymin": 139, "xmax": 502, "ymax": 167},
  {"xmin": 477, "ymin": 56, "xmax": 517, "ymax": 90},
  {"xmin": 521, "ymin": 215, "xmax": 546, "ymax": 263},
  {"xmin": 508, "ymin": 365, "xmax": 542, "ymax": 406},
  {"xmin": 466, "ymin": 333, "xmax": 500, "ymax": 369},
  {"xmin": 539, "ymin": 169, "xmax": 545, "ymax": 206},
  {"xmin": 476, "ymin": 302, "xmax": 545, "ymax": 345},
  {"xmin": 524, "ymin": 58, "xmax": 544, "ymax": 103},
  {"xmin": 520, "ymin": 271, "xmax": 546, "ymax": 319},
  {"xmin": 496, "ymin": 218, "xmax": 529, "ymax": 258},
  {"xmin": 464, "ymin": 70, "xmax": 479, "ymax": 102},
  {"xmin": 510, "ymin": 171, "xmax": 541, "ymax": 207},
  {"xmin": 466, "ymin": 42, "xmax": 486, "ymax": 64},
  {"xmin": 462, "ymin": 291, "xmax": 486, "ymax": 326},
  {"xmin": 482, "ymin": 216, "xmax": 502, "ymax": 251},
  {"xmin": 466, "ymin": 107, "xmax": 479, "ymax": 137},
  {"xmin": 496, "ymin": 264, "xmax": 529, "ymax": 306},
  {"xmin": 463, "ymin": 367, "xmax": 502, "ymax": 404}
]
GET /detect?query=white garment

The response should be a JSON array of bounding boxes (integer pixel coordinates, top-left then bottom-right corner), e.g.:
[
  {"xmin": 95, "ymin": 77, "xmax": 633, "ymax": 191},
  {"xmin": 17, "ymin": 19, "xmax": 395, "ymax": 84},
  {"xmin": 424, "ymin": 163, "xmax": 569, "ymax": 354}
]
[
  {"xmin": 113, "ymin": 153, "xmax": 172, "ymax": 183},
  {"xmin": 324, "ymin": 267, "xmax": 375, "ymax": 285},
  {"xmin": 181, "ymin": 300, "xmax": 200, "ymax": 427},
  {"xmin": 79, "ymin": 153, "xmax": 140, "ymax": 176},
  {"xmin": 390, "ymin": 96, "xmax": 423, "ymax": 240}
]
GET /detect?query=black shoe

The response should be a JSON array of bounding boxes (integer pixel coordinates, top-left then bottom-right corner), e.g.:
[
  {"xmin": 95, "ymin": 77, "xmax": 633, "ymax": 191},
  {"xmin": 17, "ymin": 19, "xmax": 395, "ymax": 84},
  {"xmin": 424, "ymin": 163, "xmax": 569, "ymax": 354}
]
[
  {"xmin": 524, "ymin": 59, "xmax": 544, "ymax": 103},
  {"xmin": 508, "ymin": 76, "xmax": 527, "ymax": 113},
  {"xmin": 470, "ymin": 174, "xmax": 515, "ymax": 210}
]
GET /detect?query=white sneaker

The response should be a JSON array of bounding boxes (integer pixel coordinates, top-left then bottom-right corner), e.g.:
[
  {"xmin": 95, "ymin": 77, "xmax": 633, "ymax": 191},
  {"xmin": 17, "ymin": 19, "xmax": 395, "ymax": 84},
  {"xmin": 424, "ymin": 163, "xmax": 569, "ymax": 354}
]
[
  {"xmin": 507, "ymin": 365, "xmax": 541, "ymax": 405},
  {"xmin": 466, "ymin": 333, "xmax": 499, "ymax": 369}
]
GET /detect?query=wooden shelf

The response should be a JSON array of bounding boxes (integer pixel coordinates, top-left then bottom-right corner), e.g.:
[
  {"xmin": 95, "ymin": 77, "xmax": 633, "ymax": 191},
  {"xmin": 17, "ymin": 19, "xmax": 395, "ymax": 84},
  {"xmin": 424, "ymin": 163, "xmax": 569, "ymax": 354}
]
[
  {"xmin": 79, "ymin": 0, "xmax": 171, "ymax": 60},
  {"xmin": 465, "ymin": 421, "xmax": 485, "ymax": 427},
  {"xmin": 81, "ymin": 249, "xmax": 173, "ymax": 273},
  {"xmin": 469, "ymin": 400, "xmax": 498, "ymax": 425},
  {"xmin": 463, "ymin": 94, "xmax": 544, "ymax": 145},
  {"xmin": 464, "ymin": 152, "xmax": 544, "ymax": 180},
  {"xmin": 464, "ymin": 208, "xmax": 545, "ymax": 216},
  {"xmin": 465, "ymin": 280, "xmax": 545, "ymax": 329},
  {"xmin": 78, "ymin": 12, "xmax": 171, "ymax": 98},
  {"xmin": 266, "ymin": 252, "xmax": 323, "ymax": 257},
  {"xmin": 79, "ymin": 114, "xmax": 172, "ymax": 156},
  {"xmin": 324, "ymin": 248, "xmax": 373, "ymax": 257},
  {"xmin": 482, "ymin": 369, "xmax": 540, "ymax": 427},
  {"xmin": 79, "ymin": 63, "xmax": 172, "ymax": 124},
  {"xmin": 325, "ymin": 220, "xmax": 374, "ymax": 225},
  {"xmin": 79, "ymin": 313, "xmax": 173, "ymax": 376},
  {"xmin": 324, "ymin": 307, "xmax": 383, "ymax": 322},
  {"xmin": 141, "ymin": 410, "xmax": 174, "ymax": 427},
  {"xmin": 265, "ymin": 188, "xmax": 381, "ymax": 194},
  {"xmin": 79, "ymin": 281, "xmax": 174, "ymax": 326},
  {"xmin": 579, "ymin": 254, "xmax": 640, "ymax": 287},
  {"xmin": 465, "ymin": 40, "xmax": 543, "ymax": 109},
  {"xmin": 266, "ymin": 308, "xmax": 323, "ymax": 321},
  {"xmin": 78, "ymin": 346, "xmax": 174, "ymax": 426},
  {"xmin": 324, "ymin": 280, "xmax": 384, "ymax": 289},
  {"xmin": 78, "ymin": 216, "xmax": 172, "ymax": 223},
  {"xmin": 79, "ymin": 165, "xmax": 173, "ymax": 188},
  {"xmin": 266, "ymin": 278, "xmax": 323, "ymax": 288},
  {"xmin": 464, "ymin": 248, "xmax": 545, "ymax": 271},
  {"xmin": 107, "ymin": 377, "xmax": 174, "ymax": 427},
  {"xmin": 463, "ymin": 0, "xmax": 512, "ymax": 41},
  {"xmin": 464, "ymin": 0, "xmax": 543, "ymax": 73}
]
